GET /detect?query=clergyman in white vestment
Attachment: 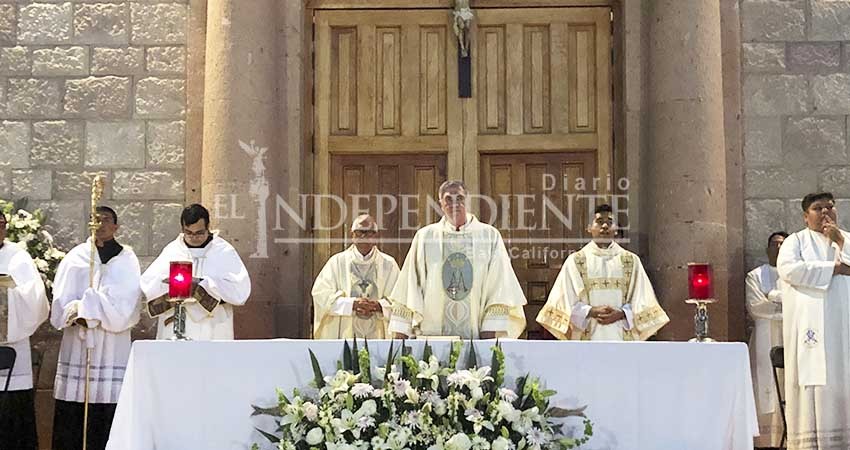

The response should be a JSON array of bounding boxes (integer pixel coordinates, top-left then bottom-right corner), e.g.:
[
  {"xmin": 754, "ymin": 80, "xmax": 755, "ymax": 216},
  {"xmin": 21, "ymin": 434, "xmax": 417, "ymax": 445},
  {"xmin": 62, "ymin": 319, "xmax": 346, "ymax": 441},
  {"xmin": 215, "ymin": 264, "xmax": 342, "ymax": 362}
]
[
  {"xmin": 312, "ymin": 214, "xmax": 400, "ymax": 339},
  {"xmin": 50, "ymin": 206, "xmax": 142, "ymax": 450},
  {"xmin": 536, "ymin": 203, "xmax": 668, "ymax": 340},
  {"xmin": 777, "ymin": 192, "xmax": 850, "ymax": 450},
  {"xmin": 747, "ymin": 231, "xmax": 787, "ymax": 448},
  {"xmin": 141, "ymin": 204, "xmax": 251, "ymax": 340},
  {"xmin": 0, "ymin": 212, "xmax": 49, "ymax": 450},
  {"xmin": 388, "ymin": 180, "xmax": 527, "ymax": 339}
]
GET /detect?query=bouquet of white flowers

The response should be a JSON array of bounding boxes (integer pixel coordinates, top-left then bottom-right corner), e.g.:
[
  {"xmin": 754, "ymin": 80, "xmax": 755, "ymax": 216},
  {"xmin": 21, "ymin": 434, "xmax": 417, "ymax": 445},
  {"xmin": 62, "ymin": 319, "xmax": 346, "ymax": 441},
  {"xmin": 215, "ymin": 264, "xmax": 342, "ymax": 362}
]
[
  {"xmin": 1, "ymin": 199, "xmax": 66, "ymax": 294},
  {"xmin": 252, "ymin": 340, "xmax": 592, "ymax": 450}
]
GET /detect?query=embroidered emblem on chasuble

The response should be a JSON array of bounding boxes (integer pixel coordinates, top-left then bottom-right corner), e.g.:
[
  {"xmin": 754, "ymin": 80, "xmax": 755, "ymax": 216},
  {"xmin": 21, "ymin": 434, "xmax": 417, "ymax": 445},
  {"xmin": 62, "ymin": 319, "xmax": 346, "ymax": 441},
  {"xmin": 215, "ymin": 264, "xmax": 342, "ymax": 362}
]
[
  {"xmin": 350, "ymin": 260, "xmax": 380, "ymax": 338},
  {"xmin": 441, "ymin": 234, "xmax": 474, "ymax": 339}
]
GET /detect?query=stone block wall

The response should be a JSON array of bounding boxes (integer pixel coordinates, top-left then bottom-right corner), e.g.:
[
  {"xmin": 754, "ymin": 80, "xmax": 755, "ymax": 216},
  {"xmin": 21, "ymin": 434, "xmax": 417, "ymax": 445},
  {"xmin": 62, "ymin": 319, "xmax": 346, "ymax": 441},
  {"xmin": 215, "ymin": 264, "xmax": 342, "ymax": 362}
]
[
  {"xmin": 0, "ymin": 1, "xmax": 188, "ymax": 445},
  {"xmin": 742, "ymin": 0, "xmax": 850, "ymax": 269}
]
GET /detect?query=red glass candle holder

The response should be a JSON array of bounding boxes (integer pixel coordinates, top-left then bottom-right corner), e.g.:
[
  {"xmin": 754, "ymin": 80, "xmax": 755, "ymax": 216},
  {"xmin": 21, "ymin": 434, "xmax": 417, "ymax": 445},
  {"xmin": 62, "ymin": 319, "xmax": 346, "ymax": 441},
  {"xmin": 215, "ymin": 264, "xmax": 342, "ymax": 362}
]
[
  {"xmin": 687, "ymin": 263, "xmax": 713, "ymax": 300},
  {"xmin": 169, "ymin": 261, "xmax": 193, "ymax": 298}
]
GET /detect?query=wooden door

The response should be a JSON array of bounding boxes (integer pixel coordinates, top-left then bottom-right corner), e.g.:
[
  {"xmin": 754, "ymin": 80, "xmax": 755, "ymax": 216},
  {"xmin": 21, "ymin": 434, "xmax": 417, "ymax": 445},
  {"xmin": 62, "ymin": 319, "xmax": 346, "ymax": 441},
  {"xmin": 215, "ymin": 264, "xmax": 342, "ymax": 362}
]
[
  {"xmin": 314, "ymin": 9, "xmax": 462, "ymax": 272},
  {"xmin": 480, "ymin": 152, "xmax": 596, "ymax": 339},
  {"xmin": 330, "ymin": 154, "xmax": 447, "ymax": 264}
]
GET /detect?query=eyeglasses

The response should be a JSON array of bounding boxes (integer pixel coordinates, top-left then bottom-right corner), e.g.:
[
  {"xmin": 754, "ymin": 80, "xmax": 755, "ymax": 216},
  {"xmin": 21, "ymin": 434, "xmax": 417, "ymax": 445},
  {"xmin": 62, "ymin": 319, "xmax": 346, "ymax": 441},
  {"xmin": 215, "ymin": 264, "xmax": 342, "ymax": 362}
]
[
  {"xmin": 183, "ymin": 229, "xmax": 210, "ymax": 237},
  {"xmin": 353, "ymin": 230, "xmax": 377, "ymax": 237}
]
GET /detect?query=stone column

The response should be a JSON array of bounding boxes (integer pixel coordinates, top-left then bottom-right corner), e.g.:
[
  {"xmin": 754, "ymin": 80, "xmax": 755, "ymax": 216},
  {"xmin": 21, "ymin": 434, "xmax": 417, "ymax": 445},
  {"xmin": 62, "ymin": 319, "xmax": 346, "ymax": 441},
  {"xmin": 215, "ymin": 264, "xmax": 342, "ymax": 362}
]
[
  {"xmin": 646, "ymin": 0, "xmax": 729, "ymax": 340},
  {"xmin": 201, "ymin": 0, "xmax": 284, "ymax": 338}
]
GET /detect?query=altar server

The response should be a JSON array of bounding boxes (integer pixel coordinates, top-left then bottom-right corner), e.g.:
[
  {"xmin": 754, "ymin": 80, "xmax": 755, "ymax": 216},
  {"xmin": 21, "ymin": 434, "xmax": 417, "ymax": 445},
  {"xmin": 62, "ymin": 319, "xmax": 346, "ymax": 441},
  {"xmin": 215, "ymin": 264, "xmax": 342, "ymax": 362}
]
[
  {"xmin": 51, "ymin": 206, "xmax": 141, "ymax": 450},
  {"xmin": 0, "ymin": 212, "xmax": 49, "ymax": 450},
  {"xmin": 141, "ymin": 204, "xmax": 251, "ymax": 340}
]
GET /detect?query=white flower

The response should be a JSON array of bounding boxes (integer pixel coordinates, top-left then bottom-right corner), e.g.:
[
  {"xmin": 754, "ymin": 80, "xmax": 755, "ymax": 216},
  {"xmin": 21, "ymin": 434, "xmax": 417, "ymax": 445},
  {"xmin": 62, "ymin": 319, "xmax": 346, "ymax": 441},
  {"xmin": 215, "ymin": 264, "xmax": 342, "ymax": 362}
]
[
  {"xmin": 351, "ymin": 383, "xmax": 374, "ymax": 399},
  {"xmin": 305, "ymin": 427, "xmax": 324, "ymax": 445},
  {"xmin": 303, "ymin": 401, "xmax": 318, "ymax": 421},
  {"xmin": 470, "ymin": 435, "xmax": 490, "ymax": 450},
  {"xmin": 372, "ymin": 388, "xmax": 386, "ymax": 398},
  {"xmin": 447, "ymin": 372, "xmax": 465, "ymax": 388},
  {"xmin": 331, "ymin": 409, "xmax": 357, "ymax": 435},
  {"xmin": 19, "ymin": 233, "xmax": 35, "ymax": 243},
  {"xmin": 491, "ymin": 437, "xmax": 514, "ymax": 450},
  {"xmin": 496, "ymin": 401, "xmax": 520, "ymax": 423},
  {"xmin": 357, "ymin": 399, "xmax": 377, "ymax": 417},
  {"xmin": 417, "ymin": 355, "xmax": 442, "ymax": 390},
  {"xmin": 445, "ymin": 433, "xmax": 472, "ymax": 450},
  {"xmin": 324, "ymin": 370, "xmax": 358, "ymax": 394},
  {"xmin": 356, "ymin": 415, "xmax": 376, "ymax": 432},
  {"xmin": 498, "ymin": 388, "xmax": 518, "ymax": 403},
  {"xmin": 34, "ymin": 258, "xmax": 48, "ymax": 272},
  {"xmin": 393, "ymin": 379, "xmax": 411, "ymax": 397},
  {"xmin": 405, "ymin": 387, "xmax": 420, "ymax": 404},
  {"xmin": 525, "ymin": 428, "xmax": 550, "ymax": 449}
]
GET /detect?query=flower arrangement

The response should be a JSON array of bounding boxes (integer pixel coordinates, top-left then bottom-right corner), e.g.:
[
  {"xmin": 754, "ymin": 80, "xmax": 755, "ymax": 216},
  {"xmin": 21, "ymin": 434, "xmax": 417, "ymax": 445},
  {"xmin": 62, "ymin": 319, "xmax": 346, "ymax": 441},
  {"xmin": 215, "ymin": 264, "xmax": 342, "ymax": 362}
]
[
  {"xmin": 1, "ymin": 199, "xmax": 66, "ymax": 293},
  {"xmin": 252, "ymin": 340, "xmax": 592, "ymax": 450}
]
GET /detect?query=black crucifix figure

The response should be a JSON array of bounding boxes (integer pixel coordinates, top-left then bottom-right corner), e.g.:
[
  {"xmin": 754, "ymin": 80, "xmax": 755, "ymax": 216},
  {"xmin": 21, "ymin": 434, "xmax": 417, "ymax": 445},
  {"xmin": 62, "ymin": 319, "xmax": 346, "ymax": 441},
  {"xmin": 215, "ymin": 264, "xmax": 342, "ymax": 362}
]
[{"xmin": 453, "ymin": 0, "xmax": 473, "ymax": 98}]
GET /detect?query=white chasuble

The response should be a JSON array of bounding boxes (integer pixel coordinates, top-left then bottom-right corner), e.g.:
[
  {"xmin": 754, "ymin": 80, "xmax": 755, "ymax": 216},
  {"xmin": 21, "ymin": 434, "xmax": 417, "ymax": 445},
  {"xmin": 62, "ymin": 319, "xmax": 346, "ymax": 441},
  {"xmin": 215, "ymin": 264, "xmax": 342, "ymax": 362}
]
[
  {"xmin": 778, "ymin": 228, "xmax": 850, "ymax": 449},
  {"xmin": 536, "ymin": 241, "xmax": 668, "ymax": 341},
  {"xmin": 746, "ymin": 263, "xmax": 784, "ymax": 447},
  {"xmin": 0, "ymin": 240, "xmax": 49, "ymax": 391},
  {"xmin": 141, "ymin": 234, "xmax": 251, "ymax": 341},
  {"xmin": 312, "ymin": 245, "xmax": 400, "ymax": 339},
  {"xmin": 388, "ymin": 215, "xmax": 527, "ymax": 339},
  {"xmin": 51, "ymin": 239, "xmax": 141, "ymax": 403}
]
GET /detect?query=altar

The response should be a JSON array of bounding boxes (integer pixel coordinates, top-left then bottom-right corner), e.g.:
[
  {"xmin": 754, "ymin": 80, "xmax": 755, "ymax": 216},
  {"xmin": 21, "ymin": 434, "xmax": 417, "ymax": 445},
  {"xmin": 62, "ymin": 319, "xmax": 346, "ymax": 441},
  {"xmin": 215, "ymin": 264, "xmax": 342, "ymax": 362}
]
[{"xmin": 106, "ymin": 339, "xmax": 758, "ymax": 450}]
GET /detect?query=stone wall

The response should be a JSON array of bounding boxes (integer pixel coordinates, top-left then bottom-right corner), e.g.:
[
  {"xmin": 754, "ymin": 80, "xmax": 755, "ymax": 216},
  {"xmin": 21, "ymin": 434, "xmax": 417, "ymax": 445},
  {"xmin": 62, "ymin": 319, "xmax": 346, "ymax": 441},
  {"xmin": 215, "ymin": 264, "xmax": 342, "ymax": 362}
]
[
  {"xmin": 742, "ymin": 0, "xmax": 850, "ymax": 269},
  {"xmin": 0, "ymin": 1, "xmax": 188, "ymax": 444}
]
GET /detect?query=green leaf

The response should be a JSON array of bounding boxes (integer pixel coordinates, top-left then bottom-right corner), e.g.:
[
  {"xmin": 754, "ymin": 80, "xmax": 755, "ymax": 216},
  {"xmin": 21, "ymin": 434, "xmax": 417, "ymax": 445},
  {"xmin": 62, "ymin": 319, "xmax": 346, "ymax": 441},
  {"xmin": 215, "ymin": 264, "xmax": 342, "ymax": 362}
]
[
  {"xmin": 250, "ymin": 404, "xmax": 281, "ymax": 417},
  {"xmin": 254, "ymin": 427, "xmax": 281, "ymax": 444},
  {"xmin": 466, "ymin": 339, "xmax": 477, "ymax": 368},
  {"xmin": 308, "ymin": 349, "xmax": 325, "ymax": 389},
  {"xmin": 423, "ymin": 340, "xmax": 433, "ymax": 362},
  {"xmin": 343, "ymin": 340, "xmax": 353, "ymax": 371},
  {"xmin": 547, "ymin": 405, "xmax": 587, "ymax": 418},
  {"xmin": 384, "ymin": 339, "xmax": 395, "ymax": 382},
  {"xmin": 352, "ymin": 337, "xmax": 361, "ymax": 374}
]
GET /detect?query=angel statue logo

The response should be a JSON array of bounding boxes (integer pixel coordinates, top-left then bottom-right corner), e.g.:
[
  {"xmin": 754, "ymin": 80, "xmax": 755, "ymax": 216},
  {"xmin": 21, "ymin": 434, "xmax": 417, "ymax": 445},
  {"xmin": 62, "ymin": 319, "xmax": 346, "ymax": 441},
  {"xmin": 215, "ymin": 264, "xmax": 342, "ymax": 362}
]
[{"xmin": 240, "ymin": 139, "xmax": 269, "ymax": 258}]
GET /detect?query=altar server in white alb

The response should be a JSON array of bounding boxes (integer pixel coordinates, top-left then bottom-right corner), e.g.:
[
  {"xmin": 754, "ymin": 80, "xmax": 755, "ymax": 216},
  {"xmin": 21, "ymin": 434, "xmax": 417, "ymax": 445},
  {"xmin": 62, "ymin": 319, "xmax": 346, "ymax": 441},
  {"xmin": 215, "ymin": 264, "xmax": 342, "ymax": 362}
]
[
  {"xmin": 0, "ymin": 212, "xmax": 49, "ymax": 450},
  {"xmin": 777, "ymin": 192, "xmax": 850, "ymax": 449},
  {"xmin": 51, "ymin": 206, "xmax": 141, "ymax": 450},
  {"xmin": 746, "ymin": 230, "xmax": 787, "ymax": 448},
  {"xmin": 388, "ymin": 180, "xmax": 527, "ymax": 339},
  {"xmin": 536, "ymin": 204, "xmax": 668, "ymax": 341},
  {"xmin": 141, "ymin": 204, "xmax": 251, "ymax": 340},
  {"xmin": 312, "ymin": 214, "xmax": 400, "ymax": 339}
]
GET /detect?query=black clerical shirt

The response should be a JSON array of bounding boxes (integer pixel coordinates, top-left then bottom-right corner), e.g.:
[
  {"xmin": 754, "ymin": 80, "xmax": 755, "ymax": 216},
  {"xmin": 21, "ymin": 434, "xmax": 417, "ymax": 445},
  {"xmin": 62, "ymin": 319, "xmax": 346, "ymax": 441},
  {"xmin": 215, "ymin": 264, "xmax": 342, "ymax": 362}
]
[{"xmin": 97, "ymin": 239, "xmax": 123, "ymax": 264}]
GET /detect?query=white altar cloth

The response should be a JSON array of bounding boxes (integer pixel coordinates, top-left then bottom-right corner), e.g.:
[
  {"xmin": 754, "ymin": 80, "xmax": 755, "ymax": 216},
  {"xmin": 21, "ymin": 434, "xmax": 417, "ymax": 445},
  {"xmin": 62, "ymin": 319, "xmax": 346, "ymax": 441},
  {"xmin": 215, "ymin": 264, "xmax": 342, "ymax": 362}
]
[{"xmin": 106, "ymin": 339, "xmax": 757, "ymax": 450}]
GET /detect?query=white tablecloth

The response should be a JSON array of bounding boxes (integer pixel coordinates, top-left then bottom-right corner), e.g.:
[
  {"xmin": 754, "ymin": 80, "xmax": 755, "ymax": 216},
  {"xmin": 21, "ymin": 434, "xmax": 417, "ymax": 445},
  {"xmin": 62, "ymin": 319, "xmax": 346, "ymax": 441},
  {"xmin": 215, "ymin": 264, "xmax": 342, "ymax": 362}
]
[{"xmin": 106, "ymin": 340, "xmax": 757, "ymax": 450}]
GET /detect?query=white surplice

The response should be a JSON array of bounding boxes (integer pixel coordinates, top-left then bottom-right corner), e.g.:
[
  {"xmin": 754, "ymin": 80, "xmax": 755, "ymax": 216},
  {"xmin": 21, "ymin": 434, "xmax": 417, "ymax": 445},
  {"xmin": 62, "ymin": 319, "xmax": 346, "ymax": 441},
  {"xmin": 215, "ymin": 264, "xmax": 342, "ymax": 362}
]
[
  {"xmin": 51, "ymin": 239, "xmax": 141, "ymax": 403},
  {"xmin": 536, "ymin": 241, "xmax": 669, "ymax": 341},
  {"xmin": 312, "ymin": 245, "xmax": 400, "ymax": 339},
  {"xmin": 388, "ymin": 215, "xmax": 527, "ymax": 339},
  {"xmin": 746, "ymin": 263, "xmax": 784, "ymax": 447},
  {"xmin": 777, "ymin": 228, "xmax": 850, "ymax": 449},
  {"xmin": 140, "ymin": 234, "xmax": 251, "ymax": 340},
  {"xmin": 0, "ymin": 240, "xmax": 49, "ymax": 391}
]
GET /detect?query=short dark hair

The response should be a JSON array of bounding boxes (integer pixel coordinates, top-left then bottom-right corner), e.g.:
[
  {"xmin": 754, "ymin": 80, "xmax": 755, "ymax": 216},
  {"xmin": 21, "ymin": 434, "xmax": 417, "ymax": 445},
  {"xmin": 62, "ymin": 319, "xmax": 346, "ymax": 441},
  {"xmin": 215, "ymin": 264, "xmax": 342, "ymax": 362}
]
[
  {"xmin": 801, "ymin": 192, "xmax": 834, "ymax": 212},
  {"xmin": 181, "ymin": 204, "xmax": 210, "ymax": 228},
  {"xmin": 96, "ymin": 206, "xmax": 118, "ymax": 225},
  {"xmin": 594, "ymin": 204, "xmax": 613, "ymax": 215},
  {"xmin": 767, "ymin": 231, "xmax": 788, "ymax": 247}
]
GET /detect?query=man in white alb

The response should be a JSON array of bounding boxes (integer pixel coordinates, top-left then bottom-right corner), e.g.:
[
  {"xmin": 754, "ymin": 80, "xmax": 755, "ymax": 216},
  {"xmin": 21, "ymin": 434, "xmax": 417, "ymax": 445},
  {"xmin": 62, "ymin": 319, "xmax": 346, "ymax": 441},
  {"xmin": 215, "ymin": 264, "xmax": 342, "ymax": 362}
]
[
  {"xmin": 312, "ymin": 214, "xmax": 400, "ymax": 339},
  {"xmin": 388, "ymin": 180, "xmax": 527, "ymax": 339},
  {"xmin": 536, "ymin": 204, "xmax": 669, "ymax": 340}
]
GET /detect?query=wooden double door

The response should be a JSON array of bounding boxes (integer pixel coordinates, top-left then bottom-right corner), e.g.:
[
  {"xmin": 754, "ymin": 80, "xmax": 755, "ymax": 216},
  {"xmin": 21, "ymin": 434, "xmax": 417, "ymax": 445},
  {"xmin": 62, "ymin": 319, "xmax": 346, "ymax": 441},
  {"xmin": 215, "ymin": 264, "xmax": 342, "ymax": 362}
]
[{"xmin": 314, "ymin": 6, "xmax": 611, "ymax": 338}]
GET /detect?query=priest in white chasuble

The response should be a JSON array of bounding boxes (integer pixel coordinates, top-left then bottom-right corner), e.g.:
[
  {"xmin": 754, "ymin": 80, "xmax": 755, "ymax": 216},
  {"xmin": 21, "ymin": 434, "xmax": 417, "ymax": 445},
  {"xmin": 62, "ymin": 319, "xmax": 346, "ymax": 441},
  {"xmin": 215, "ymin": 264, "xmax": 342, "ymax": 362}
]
[
  {"xmin": 536, "ymin": 204, "xmax": 668, "ymax": 341},
  {"xmin": 746, "ymin": 230, "xmax": 787, "ymax": 449},
  {"xmin": 141, "ymin": 204, "xmax": 251, "ymax": 340},
  {"xmin": 312, "ymin": 214, "xmax": 400, "ymax": 339},
  {"xmin": 388, "ymin": 180, "xmax": 527, "ymax": 340},
  {"xmin": 50, "ymin": 206, "xmax": 141, "ymax": 450},
  {"xmin": 0, "ymin": 212, "xmax": 49, "ymax": 450},
  {"xmin": 777, "ymin": 192, "xmax": 850, "ymax": 450}
]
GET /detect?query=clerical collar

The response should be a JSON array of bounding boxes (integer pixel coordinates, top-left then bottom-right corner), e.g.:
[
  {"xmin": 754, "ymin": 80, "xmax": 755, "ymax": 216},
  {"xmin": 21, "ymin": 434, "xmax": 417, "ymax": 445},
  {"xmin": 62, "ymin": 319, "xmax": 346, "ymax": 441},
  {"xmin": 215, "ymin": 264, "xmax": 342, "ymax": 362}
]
[
  {"xmin": 97, "ymin": 239, "xmax": 123, "ymax": 264},
  {"xmin": 443, "ymin": 214, "xmax": 474, "ymax": 232},
  {"xmin": 185, "ymin": 234, "xmax": 214, "ymax": 249},
  {"xmin": 353, "ymin": 246, "xmax": 376, "ymax": 261}
]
